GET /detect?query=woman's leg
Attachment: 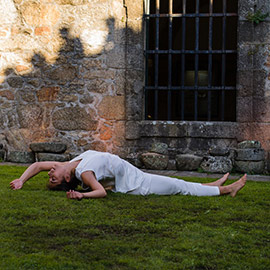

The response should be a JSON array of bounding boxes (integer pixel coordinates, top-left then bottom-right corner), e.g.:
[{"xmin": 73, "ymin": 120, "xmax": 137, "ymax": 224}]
[{"xmin": 145, "ymin": 173, "xmax": 220, "ymax": 196}]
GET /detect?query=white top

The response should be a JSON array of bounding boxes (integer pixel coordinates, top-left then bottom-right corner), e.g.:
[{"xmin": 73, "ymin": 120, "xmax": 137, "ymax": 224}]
[{"xmin": 70, "ymin": 150, "xmax": 147, "ymax": 193}]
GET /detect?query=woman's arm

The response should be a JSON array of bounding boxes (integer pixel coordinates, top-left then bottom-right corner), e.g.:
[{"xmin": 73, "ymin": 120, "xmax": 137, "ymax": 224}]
[
  {"xmin": 66, "ymin": 171, "xmax": 107, "ymax": 200},
  {"xmin": 10, "ymin": 161, "xmax": 58, "ymax": 190}
]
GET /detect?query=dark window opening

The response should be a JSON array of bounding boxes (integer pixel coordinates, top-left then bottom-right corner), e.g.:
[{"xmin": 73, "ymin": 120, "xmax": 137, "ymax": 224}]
[{"xmin": 144, "ymin": 0, "xmax": 238, "ymax": 121}]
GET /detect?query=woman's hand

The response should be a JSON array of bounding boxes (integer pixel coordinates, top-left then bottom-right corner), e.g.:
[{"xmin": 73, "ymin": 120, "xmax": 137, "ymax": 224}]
[
  {"xmin": 66, "ymin": 190, "xmax": 84, "ymax": 200},
  {"xmin": 10, "ymin": 179, "xmax": 23, "ymax": 190}
]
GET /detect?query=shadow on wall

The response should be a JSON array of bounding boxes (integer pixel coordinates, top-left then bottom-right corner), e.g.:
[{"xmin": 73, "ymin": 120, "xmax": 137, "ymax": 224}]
[
  {"xmin": 0, "ymin": 19, "xmax": 143, "ymax": 155},
  {"xmin": 0, "ymin": 18, "xmax": 144, "ymax": 155}
]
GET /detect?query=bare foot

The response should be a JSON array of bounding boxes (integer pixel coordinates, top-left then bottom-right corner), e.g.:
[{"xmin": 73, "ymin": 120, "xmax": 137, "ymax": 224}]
[
  {"xmin": 203, "ymin": 173, "xmax": 230, "ymax": 187},
  {"xmin": 230, "ymin": 174, "xmax": 247, "ymax": 197}
]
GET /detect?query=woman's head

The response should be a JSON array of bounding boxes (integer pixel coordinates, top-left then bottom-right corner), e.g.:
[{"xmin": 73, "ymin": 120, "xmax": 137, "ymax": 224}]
[{"xmin": 47, "ymin": 163, "xmax": 79, "ymax": 191}]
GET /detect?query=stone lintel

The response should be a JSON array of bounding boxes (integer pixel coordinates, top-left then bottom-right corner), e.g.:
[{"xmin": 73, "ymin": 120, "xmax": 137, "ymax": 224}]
[{"xmin": 140, "ymin": 121, "xmax": 238, "ymax": 139}]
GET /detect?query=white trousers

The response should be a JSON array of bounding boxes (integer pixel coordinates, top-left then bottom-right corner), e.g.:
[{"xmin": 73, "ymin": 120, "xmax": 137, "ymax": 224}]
[{"xmin": 128, "ymin": 173, "xmax": 220, "ymax": 196}]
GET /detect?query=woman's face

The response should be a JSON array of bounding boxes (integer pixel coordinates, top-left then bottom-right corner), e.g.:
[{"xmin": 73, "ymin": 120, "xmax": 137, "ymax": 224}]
[{"xmin": 48, "ymin": 164, "xmax": 65, "ymax": 186}]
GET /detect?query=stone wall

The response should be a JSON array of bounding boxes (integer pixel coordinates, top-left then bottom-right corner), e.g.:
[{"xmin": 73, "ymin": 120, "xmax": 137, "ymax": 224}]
[
  {"xmin": 1, "ymin": 0, "xmax": 270, "ymax": 173},
  {"xmin": 0, "ymin": 0, "xmax": 143, "ymax": 157}
]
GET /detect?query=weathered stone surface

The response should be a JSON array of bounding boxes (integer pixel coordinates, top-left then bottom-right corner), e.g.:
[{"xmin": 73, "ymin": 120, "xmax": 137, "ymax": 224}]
[
  {"xmin": 46, "ymin": 65, "xmax": 76, "ymax": 83},
  {"xmin": 79, "ymin": 94, "xmax": 94, "ymax": 104},
  {"xmin": 6, "ymin": 77, "xmax": 24, "ymax": 88},
  {"xmin": 235, "ymin": 160, "xmax": 265, "ymax": 174},
  {"xmin": 150, "ymin": 142, "xmax": 168, "ymax": 155},
  {"xmin": 37, "ymin": 153, "xmax": 70, "ymax": 162},
  {"xmin": 17, "ymin": 105, "xmax": 44, "ymax": 128},
  {"xmin": 7, "ymin": 151, "xmax": 35, "ymax": 163},
  {"xmin": 125, "ymin": 121, "xmax": 141, "ymax": 139},
  {"xmin": 0, "ymin": 150, "xmax": 5, "ymax": 160},
  {"xmin": 0, "ymin": 90, "xmax": 15, "ymax": 100},
  {"xmin": 235, "ymin": 148, "xmax": 265, "ymax": 161},
  {"xmin": 176, "ymin": 154, "xmax": 203, "ymax": 171},
  {"xmin": 200, "ymin": 156, "xmax": 233, "ymax": 173},
  {"xmin": 37, "ymin": 87, "xmax": 60, "ymax": 102},
  {"xmin": 30, "ymin": 142, "xmax": 67, "ymax": 153},
  {"xmin": 237, "ymin": 70, "xmax": 253, "ymax": 97},
  {"xmin": 209, "ymin": 148, "xmax": 230, "ymax": 156},
  {"xmin": 238, "ymin": 140, "xmax": 262, "ymax": 149},
  {"xmin": 140, "ymin": 121, "xmax": 188, "ymax": 137},
  {"xmin": 188, "ymin": 122, "xmax": 238, "ymax": 138},
  {"xmin": 52, "ymin": 107, "xmax": 98, "ymax": 131},
  {"xmin": 0, "ymin": 111, "xmax": 4, "ymax": 128},
  {"xmin": 167, "ymin": 159, "xmax": 177, "ymax": 170},
  {"xmin": 98, "ymin": 96, "xmax": 125, "ymax": 120},
  {"xmin": 17, "ymin": 89, "xmax": 36, "ymax": 102},
  {"xmin": 236, "ymin": 97, "xmax": 254, "ymax": 123},
  {"xmin": 140, "ymin": 152, "xmax": 168, "ymax": 170}
]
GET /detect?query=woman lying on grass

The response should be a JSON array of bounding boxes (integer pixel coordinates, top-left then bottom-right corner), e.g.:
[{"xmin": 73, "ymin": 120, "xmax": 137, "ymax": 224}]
[{"xmin": 10, "ymin": 150, "xmax": 247, "ymax": 199}]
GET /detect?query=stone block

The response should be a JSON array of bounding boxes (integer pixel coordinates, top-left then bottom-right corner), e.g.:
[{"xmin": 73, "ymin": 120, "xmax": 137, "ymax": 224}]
[
  {"xmin": 238, "ymin": 140, "xmax": 262, "ymax": 149},
  {"xmin": 125, "ymin": 0, "xmax": 144, "ymax": 19},
  {"xmin": 238, "ymin": 21, "xmax": 254, "ymax": 43},
  {"xmin": 253, "ymin": 97, "xmax": 270, "ymax": 122},
  {"xmin": 140, "ymin": 152, "xmax": 168, "ymax": 170},
  {"xmin": 16, "ymin": 89, "xmax": 36, "ymax": 103},
  {"xmin": 150, "ymin": 142, "xmax": 169, "ymax": 155},
  {"xmin": 209, "ymin": 147, "xmax": 230, "ymax": 156},
  {"xmin": 234, "ymin": 160, "xmax": 265, "ymax": 174},
  {"xmin": 253, "ymin": 70, "xmax": 268, "ymax": 96},
  {"xmin": 175, "ymin": 154, "xmax": 203, "ymax": 171},
  {"xmin": 235, "ymin": 148, "xmax": 265, "ymax": 161},
  {"xmin": 236, "ymin": 97, "xmax": 253, "ymax": 123},
  {"xmin": 238, "ymin": 0, "xmax": 255, "ymax": 21},
  {"xmin": 140, "ymin": 121, "xmax": 188, "ymax": 137},
  {"xmin": 237, "ymin": 70, "xmax": 253, "ymax": 97},
  {"xmin": 0, "ymin": 90, "xmax": 15, "ymax": 100},
  {"xmin": 37, "ymin": 153, "xmax": 70, "ymax": 162},
  {"xmin": 98, "ymin": 96, "xmax": 125, "ymax": 120},
  {"xmin": 6, "ymin": 76, "xmax": 24, "ymax": 88},
  {"xmin": 17, "ymin": 105, "xmax": 44, "ymax": 128},
  {"xmin": 52, "ymin": 107, "xmax": 98, "ymax": 131},
  {"xmin": 37, "ymin": 87, "xmax": 60, "ymax": 102},
  {"xmin": 125, "ymin": 121, "xmax": 141, "ymax": 140},
  {"xmin": 7, "ymin": 151, "xmax": 35, "ymax": 163},
  {"xmin": 253, "ymin": 44, "xmax": 269, "ymax": 70},
  {"xmin": 253, "ymin": 22, "xmax": 270, "ymax": 43},
  {"xmin": 30, "ymin": 142, "xmax": 67, "ymax": 153},
  {"xmin": 237, "ymin": 44, "xmax": 253, "ymax": 71},
  {"xmin": 35, "ymin": 26, "xmax": 51, "ymax": 36},
  {"xmin": 188, "ymin": 122, "xmax": 238, "ymax": 138},
  {"xmin": 44, "ymin": 65, "xmax": 77, "ymax": 84},
  {"xmin": 200, "ymin": 156, "xmax": 233, "ymax": 173}
]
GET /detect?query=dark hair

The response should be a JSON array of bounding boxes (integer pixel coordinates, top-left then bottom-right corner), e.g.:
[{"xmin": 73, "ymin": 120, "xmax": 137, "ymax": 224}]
[{"xmin": 47, "ymin": 176, "xmax": 81, "ymax": 191}]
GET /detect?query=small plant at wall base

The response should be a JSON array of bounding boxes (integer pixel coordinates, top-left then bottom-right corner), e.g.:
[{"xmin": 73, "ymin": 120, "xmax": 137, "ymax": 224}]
[{"xmin": 246, "ymin": 9, "xmax": 269, "ymax": 24}]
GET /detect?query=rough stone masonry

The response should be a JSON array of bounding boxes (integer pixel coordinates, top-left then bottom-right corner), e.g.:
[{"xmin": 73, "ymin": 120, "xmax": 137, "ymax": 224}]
[
  {"xmin": 1, "ymin": 0, "xmax": 270, "ymax": 173},
  {"xmin": 0, "ymin": 0, "xmax": 143, "ymax": 158}
]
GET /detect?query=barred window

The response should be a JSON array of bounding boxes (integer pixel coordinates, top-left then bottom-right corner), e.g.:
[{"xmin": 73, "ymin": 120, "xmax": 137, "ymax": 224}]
[{"xmin": 144, "ymin": 0, "xmax": 238, "ymax": 121}]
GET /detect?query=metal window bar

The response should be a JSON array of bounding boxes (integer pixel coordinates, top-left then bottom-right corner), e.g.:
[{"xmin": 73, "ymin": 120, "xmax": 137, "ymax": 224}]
[
  {"xmin": 144, "ymin": 0, "xmax": 150, "ymax": 120},
  {"xmin": 207, "ymin": 0, "xmax": 213, "ymax": 121},
  {"xmin": 167, "ymin": 0, "xmax": 173, "ymax": 120},
  {"xmin": 221, "ymin": 0, "xmax": 227, "ymax": 121},
  {"xmin": 194, "ymin": 0, "xmax": 200, "ymax": 121},
  {"xmin": 144, "ymin": 0, "xmax": 238, "ymax": 121},
  {"xmin": 154, "ymin": 0, "xmax": 160, "ymax": 120},
  {"xmin": 181, "ymin": 0, "xmax": 186, "ymax": 120}
]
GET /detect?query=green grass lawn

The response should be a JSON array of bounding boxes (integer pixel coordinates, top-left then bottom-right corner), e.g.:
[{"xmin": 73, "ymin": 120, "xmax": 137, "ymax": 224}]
[{"xmin": 0, "ymin": 165, "xmax": 270, "ymax": 270}]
